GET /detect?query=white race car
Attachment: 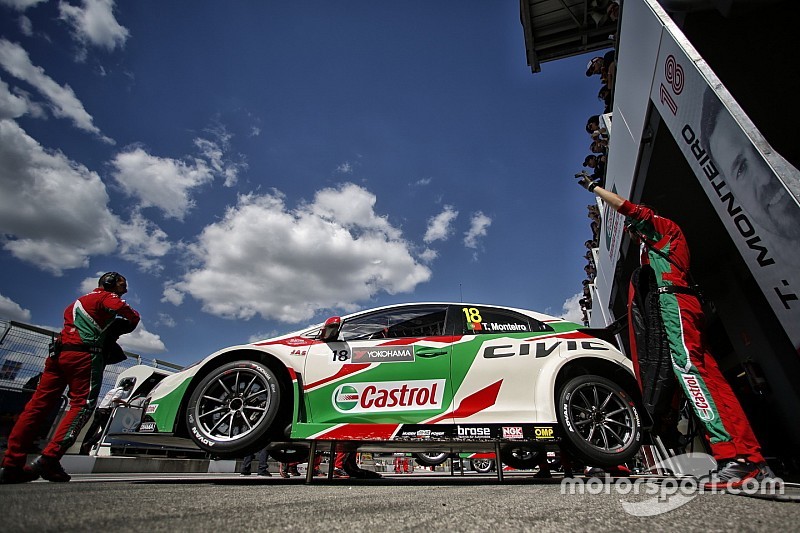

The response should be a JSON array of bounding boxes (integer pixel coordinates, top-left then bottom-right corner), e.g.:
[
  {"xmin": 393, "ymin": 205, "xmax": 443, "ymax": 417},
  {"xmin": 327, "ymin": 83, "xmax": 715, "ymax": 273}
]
[{"xmin": 137, "ymin": 302, "xmax": 642, "ymax": 468}]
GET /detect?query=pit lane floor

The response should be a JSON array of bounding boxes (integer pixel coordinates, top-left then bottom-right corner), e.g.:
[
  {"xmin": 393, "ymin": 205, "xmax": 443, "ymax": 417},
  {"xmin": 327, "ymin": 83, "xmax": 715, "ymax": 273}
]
[{"xmin": 2, "ymin": 471, "xmax": 798, "ymax": 532}]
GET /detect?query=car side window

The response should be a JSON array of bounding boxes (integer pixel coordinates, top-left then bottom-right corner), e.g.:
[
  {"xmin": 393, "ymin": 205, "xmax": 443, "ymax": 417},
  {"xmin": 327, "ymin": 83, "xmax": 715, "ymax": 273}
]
[
  {"xmin": 457, "ymin": 306, "xmax": 552, "ymax": 335},
  {"xmin": 340, "ymin": 306, "xmax": 448, "ymax": 341}
]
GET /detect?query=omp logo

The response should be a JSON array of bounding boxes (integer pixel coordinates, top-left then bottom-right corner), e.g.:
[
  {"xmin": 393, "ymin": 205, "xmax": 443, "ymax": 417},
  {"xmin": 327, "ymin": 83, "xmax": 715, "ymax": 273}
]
[
  {"xmin": 334, "ymin": 385, "xmax": 360, "ymax": 411},
  {"xmin": 332, "ymin": 380, "xmax": 445, "ymax": 413},
  {"xmin": 502, "ymin": 426, "xmax": 523, "ymax": 439},
  {"xmin": 535, "ymin": 427, "xmax": 555, "ymax": 439},
  {"xmin": 681, "ymin": 375, "xmax": 715, "ymax": 421}
]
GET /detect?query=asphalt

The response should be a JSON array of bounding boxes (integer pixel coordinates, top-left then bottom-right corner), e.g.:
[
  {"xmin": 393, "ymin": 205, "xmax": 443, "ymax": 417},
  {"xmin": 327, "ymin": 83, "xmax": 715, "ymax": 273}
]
[{"xmin": 1, "ymin": 472, "xmax": 799, "ymax": 532}]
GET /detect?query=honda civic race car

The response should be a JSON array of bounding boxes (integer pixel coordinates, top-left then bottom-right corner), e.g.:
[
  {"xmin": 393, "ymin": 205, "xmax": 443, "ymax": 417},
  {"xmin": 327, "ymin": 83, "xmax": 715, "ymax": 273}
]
[{"xmin": 136, "ymin": 302, "xmax": 643, "ymax": 467}]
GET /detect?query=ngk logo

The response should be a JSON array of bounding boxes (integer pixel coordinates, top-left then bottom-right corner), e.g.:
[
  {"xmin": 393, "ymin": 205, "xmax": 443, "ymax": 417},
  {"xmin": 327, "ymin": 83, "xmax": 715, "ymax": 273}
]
[
  {"xmin": 332, "ymin": 380, "xmax": 445, "ymax": 413},
  {"xmin": 502, "ymin": 426, "xmax": 523, "ymax": 439}
]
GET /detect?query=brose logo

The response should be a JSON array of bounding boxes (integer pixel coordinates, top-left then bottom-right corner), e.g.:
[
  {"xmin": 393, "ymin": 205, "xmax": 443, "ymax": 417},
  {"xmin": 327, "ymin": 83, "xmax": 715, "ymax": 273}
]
[
  {"xmin": 681, "ymin": 375, "xmax": 715, "ymax": 421},
  {"xmin": 457, "ymin": 426, "xmax": 491, "ymax": 438},
  {"xmin": 332, "ymin": 380, "xmax": 445, "ymax": 413}
]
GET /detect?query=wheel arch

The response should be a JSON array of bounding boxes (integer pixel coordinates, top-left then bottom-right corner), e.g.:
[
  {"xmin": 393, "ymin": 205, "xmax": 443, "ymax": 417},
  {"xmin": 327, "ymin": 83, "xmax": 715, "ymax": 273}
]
[
  {"xmin": 553, "ymin": 357, "xmax": 641, "ymax": 408},
  {"xmin": 173, "ymin": 349, "xmax": 296, "ymax": 439}
]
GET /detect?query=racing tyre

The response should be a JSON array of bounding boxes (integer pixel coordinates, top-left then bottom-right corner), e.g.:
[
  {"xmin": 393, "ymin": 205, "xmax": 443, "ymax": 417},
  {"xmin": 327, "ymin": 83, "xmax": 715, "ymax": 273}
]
[
  {"xmin": 499, "ymin": 446, "xmax": 540, "ymax": 470},
  {"xmin": 413, "ymin": 452, "xmax": 450, "ymax": 467},
  {"xmin": 269, "ymin": 447, "xmax": 309, "ymax": 463},
  {"xmin": 470, "ymin": 458, "xmax": 495, "ymax": 474},
  {"xmin": 186, "ymin": 360, "xmax": 281, "ymax": 457},
  {"xmin": 557, "ymin": 374, "xmax": 641, "ymax": 467}
]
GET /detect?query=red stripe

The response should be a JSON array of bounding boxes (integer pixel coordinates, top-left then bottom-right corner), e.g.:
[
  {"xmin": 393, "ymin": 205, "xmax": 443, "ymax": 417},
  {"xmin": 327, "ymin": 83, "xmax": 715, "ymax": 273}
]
[
  {"xmin": 314, "ymin": 424, "xmax": 400, "ymax": 440},
  {"xmin": 428, "ymin": 379, "xmax": 503, "ymax": 423}
]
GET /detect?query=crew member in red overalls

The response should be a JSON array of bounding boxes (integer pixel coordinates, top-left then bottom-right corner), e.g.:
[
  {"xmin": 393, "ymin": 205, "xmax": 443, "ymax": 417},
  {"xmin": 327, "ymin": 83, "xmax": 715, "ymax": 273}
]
[
  {"xmin": 0, "ymin": 272, "xmax": 140, "ymax": 484},
  {"xmin": 576, "ymin": 174, "xmax": 776, "ymax": 489}
]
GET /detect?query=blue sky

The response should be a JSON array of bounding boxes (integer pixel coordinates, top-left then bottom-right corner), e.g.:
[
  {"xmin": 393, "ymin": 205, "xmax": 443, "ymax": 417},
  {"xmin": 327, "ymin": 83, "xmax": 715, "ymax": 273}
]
[{"xmin": 0, "ymin": 0, "xmax": 607, "ymax": 367}]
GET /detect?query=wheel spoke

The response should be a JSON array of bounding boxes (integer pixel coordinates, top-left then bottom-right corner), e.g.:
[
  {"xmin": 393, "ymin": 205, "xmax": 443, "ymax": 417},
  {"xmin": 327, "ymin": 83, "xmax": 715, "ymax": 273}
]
[
  {"xmin": 210, "ymin": 411, "xmax": 232, "ymax": 434},
  {"xmin": 202, "ymin": 394, "xmax": 224, "ymax": 404},
  {"xmin": 216, "ymin": 378, "xmax": 232, "ymax": 396},
  {"xmin": 198, "ymin": 406, "xmax": 226, "ymax": 418},
  {"xmin": 598, "ymin": 391, "xmax": 614, "ymax": 411}
]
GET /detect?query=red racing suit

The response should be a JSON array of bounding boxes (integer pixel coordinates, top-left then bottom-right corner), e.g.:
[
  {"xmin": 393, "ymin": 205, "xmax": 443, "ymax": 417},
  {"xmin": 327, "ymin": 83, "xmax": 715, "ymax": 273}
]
[
  {"xmin": 2, "ymin": 288, "xmax": 140, "ymax": 468},
  {"xmin": 620, "ymin": 200, "xmax": 764, "ymax": 463}
]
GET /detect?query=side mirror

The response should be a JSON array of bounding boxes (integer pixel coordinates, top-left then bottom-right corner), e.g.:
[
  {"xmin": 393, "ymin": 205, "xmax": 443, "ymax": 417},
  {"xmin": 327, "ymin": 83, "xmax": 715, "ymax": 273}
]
[{"xmin": 319, "ymin": 316, "xmax": 342, "ymax": 342}]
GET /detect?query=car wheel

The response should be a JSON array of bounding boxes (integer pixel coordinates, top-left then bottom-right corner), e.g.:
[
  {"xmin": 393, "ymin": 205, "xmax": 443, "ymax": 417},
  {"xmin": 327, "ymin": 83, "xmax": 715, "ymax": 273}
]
[
  {"xmin": 499, "ymin": 446, "xmax": 540, "ymax": 470},
  {"xmin": 413, "ymin": 451, "xmax": 450, "ymax": 466},
  {"xmin": 557, "ymin": 374, "xmax": 642, "ymax": 467},
  {"xmin": 269, "ymin": 447, "xmax": 309, "ymax": 463},
  {"xmin": 470, "ymin": 458, "xmax": 495, "ymax": 473},
  {"xmin": 185, "ymin": 360, "xmax": 281, "ymax": 457}
]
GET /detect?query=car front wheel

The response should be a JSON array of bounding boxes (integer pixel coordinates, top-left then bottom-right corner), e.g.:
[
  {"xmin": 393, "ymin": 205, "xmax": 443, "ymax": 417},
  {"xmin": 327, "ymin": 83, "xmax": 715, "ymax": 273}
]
[
  {"xmin": 185, "ymin": 360, "xmax": 281, "ymax": 457},
  {"xmin": 557, "ymin": 374, "xmax": 641, "ymax": 467}
]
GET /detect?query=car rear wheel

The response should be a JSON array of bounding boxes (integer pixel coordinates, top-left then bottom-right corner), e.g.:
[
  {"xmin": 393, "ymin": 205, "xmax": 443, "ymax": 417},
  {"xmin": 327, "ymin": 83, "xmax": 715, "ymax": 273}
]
[
  {"xmin": 185, "ymin": 360, "xmax": 281, "ymax": 457},
  {"xmin": 470, "ymin": 458, "xmax": 495, "ymax": 473},
  {"xmin": 557, "ymin": 374, "xmax": 641, "ymax": 467},
  {"xmin": 413, "ymin": 451, "xmax": 450, "ymax": 466}
]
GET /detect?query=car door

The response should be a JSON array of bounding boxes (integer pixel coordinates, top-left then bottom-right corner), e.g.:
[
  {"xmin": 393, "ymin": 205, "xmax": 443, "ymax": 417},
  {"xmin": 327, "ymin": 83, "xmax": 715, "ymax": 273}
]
[
  {"xmin": 448, "ymin": 304, "xmax": 554, "ymax": 424},
  {"xmin": 303, "ymin": 304, "xmax": 455, "ymax": 425}
]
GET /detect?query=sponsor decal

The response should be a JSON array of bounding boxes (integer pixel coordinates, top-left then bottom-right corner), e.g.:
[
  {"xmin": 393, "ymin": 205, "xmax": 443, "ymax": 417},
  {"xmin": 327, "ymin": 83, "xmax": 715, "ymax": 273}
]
[
  {"xmin": 146, "ymin": 404, "xmax": 158, "ymax": 414},
  {"xmin": 332, "ymin": 380, "xmax": 445, "ymax": 413},
  {"xmin": 139, "ymin": 422, "xmax": 157, "ymax": 432},
  {"xmin": 456, "ymin": 426, "xmax": 491, "ymax": 438},
  {"xmin": 191, "ymin": 426, "xmax": 215, "ymax": 446},
  {"xmin": 680, "ymin": 374, "xmax": 715, "ymax": 421},
  {"xmin": 534, "ymin": 426, "xmax": 555, "ymax": 440},
  {"xmin": 482, "ymin": 323, "xmax": 528, "ymax": 332},
  {"xmin": 502, "ymin": 426, "xmax": 524, "ymax": 439},
  {"xmin": 352, "ymin": 346, "xmax": 415, "ymax": 363}
]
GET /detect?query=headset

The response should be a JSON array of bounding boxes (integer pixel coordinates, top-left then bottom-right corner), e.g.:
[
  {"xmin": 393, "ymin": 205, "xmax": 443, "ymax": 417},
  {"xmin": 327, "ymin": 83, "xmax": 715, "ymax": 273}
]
[{"xmin": 99, "ymin": 272, "xmax": 122, "ymax": 290}]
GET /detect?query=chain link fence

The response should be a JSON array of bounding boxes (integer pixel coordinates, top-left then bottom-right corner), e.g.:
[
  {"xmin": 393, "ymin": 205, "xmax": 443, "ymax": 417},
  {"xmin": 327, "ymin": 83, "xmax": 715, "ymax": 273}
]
[{"xmin": 0, "ymin": 318, "xmax": 182, "ymax": 451}]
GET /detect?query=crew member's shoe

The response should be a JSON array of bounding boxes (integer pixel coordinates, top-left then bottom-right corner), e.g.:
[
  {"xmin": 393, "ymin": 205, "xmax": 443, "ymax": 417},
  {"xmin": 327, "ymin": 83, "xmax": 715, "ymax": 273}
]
[
  {"xmin": 279, "ymin": 470, "xmax": 290, "ymax": 479},
  {"xmin": 703, "ymin": 459, "xmax": 760, "ymax": 490},
  {"xmin": 332, "ymin": 468, "xmax": 350, "ymax": 479},
  {"xmin": 28, "ymin": 455, "xmax": 71, "ymax": 482},
  {"xmin": 0, "ymin": 465, "xmax": 39, "ymax": 484},
  {"xmin": 240, "ymin": 472, "xmax": 252, "ymax": 476},
  {"xmin": 344, "ymin": 467, "xmax": 382, "ymax": 479},
  {"xmin": 257, "ymin": 471, "xmax": 272, "ymax": 477},
  {"xmin": 288, "ymin": 466, "xmax": 301, "ymax": 477}
]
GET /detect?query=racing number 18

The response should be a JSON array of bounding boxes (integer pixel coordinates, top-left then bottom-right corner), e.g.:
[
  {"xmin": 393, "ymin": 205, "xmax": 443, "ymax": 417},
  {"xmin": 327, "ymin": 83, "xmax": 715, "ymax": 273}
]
[{"xmin": 462, "ymin": 307, "xmax": 482, "ymax": 323}]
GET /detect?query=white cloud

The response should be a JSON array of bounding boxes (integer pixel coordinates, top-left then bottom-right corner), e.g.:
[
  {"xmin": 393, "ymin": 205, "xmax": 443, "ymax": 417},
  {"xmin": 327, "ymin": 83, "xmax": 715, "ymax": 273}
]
[
  {"xmin": 419, "ymin": 248, "xmax": 438, "ymax": 263},
  {"xmin": 464, "ymin": 211, "xmax": 492, "ymax": 248},
  {"xmin": 0, "ymin": 292, "xmax": 32, "ymax": 321},
  {"xmin": 194, "ymin": 124, "xmax": 246, "ymax": 187},
  {"xmin": 116, "ymin": 211, "xmax": 171, "ymax": 272},
  {"xmin": 423, "ymin": 205, "xmax": 458, "ymax": 243},
  {"xmin": 559, "ymin": 292, "xmax": 585, "ymax": 324},
  {"xmin": 177, "ymin": 184, "xmax": 431, "ymax": 323},
  {"xmin": 0, "ymin": 39, "xmax": 113, "ymax": 143},
  {"xmin": 161, "ymin": 286, "xmax": 185, "ymax": 306},
  {"xmin": 0, "ymin": 0, "xmax": 46, "ymax": 10},
  {"xmin": 0, "ymin": 119, "xmax": 119, "ymax": 274},
  {"xmin": 0, "ymin": 76, "xmax": 28, "ymax": 118},
  {"xmin": 412, "ymin": 177, "xmax": 432, "ymax": 187},
  {"xmin": 18, "ymin": 15, "xmax": 33, "ymax": 36},
  {"xmin": 156, "ymin": 313, "xmax": 176, "ymax": 328},
  {"xmin": 111, "ymin": 147, "xmax": 214, "ymax": 220},
  {"xmin": 336, "ymin": 161, "xmax": 353, "ymax": 174},
  {"xmin": 118, "ymin": 322, "xmax": 166, "ymax": 354},
  {"xmin": 58, "ymin": 0, "xmax": 129, "ymax": 52}
]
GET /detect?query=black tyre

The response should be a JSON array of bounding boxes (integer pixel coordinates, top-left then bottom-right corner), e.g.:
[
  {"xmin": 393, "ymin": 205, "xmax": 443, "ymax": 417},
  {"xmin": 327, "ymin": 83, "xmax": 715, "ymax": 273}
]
[
  {"xmin": 185, "ymin": 360, "xmax": 281, "ymax": 457},
  {"xmin": 470, "ymin": 458, "xmax": 495, "ymax": 473},
  {"xmin": 413, "ymin": 451, "xmax": 450, "ymax": 466},
  {"xmin": 557, "ymin": 374, "xmax": 642, "ymax": 467},
  {"xmin": 499, "ymin": 446, "xmax": 540, "ymax": 470},
  {"xmin": 269, "ymin": 447, "xmax": 309, "ymax": 463}
]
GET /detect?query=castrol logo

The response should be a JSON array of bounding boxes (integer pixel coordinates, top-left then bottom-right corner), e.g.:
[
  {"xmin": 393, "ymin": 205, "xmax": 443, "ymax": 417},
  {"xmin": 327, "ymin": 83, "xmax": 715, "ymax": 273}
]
[
  {"xmin": 681, "ymin": 374, "xmax": 715, "ymax": 421},
  {"xmin": 332, "ymin": 380, "xmax": 446, "ymax": 413}
]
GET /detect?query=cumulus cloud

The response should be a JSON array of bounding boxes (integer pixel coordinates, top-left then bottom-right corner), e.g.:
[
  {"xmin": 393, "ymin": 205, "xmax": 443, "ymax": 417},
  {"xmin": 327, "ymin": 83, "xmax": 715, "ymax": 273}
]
[
  {"xmin": 116, "ymin": 211, "xmax": 171, "ymax": 272},
  {"xmin": 111, "ymin": 147, "xmax": 214, "ymax": 220},
  {"xmin": 0, "ymin": 119, "xmax": 119, "ymax": 274},
  {"xmin": 464, "ymin": 211, "xmax": 492, "ymax": 249},
  {"xmin": 0, "ymin": 76, "xmax": 28, "ymax": 118},
  {"xmin": 423, "ymin": 205, "xmax": 458, "ymax": 243},
  {"xmin": 194, "ymin": 124, "xmax": 246, "ymax": 187},
  {"xmin": 419, "ymin": 248, "xmax": 438, "ymax": 263},
  {"xmin": 58, "ymin": 0, "xmax": 129, "ymax": 53},
  {"xmin": 0, "ymin": 0, "xmax": 46, "ymax": 10},
  {"xmin": 0, "ymin": 39, "xmax": 112, "ymax": 142},
  {"xmin": 559, "ymin": 291, "xmax": 585, "ymax": 324},
  {"xmin": 118, "ymin": 322, "xmax": 166, "ymax": 354},
  {"xmin": 173, "ymin": 184, "xmax": 431, "ymax": 323},
  {"xmin": 0, "ymin": 292, "xmax": 32, "ymax": 321},
  {"xmin": 161, "ymin": 286, "xmax": 185, "ymax": 306}
]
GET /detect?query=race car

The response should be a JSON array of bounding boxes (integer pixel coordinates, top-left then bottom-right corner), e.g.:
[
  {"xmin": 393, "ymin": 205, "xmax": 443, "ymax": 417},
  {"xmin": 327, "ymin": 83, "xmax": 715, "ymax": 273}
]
[{"xmin": 137, "ymin": 302, "xmax": 643, "ymax": 467}]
